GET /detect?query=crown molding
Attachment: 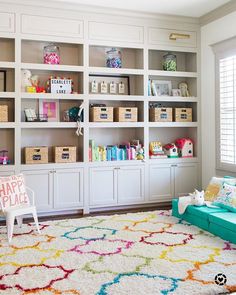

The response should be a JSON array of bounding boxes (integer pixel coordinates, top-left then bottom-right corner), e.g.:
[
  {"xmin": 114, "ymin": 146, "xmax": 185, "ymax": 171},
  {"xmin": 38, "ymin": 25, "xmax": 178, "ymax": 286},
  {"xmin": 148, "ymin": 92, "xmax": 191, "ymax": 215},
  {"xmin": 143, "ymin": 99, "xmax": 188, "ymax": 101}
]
[
  {"xmin": 200, "ymin": 0, "xmax": 236, "ymax": 26},
  {"xmin": 0, "ymin": 0, "xmax": 200, "ymax": 24},
  {"xmin": 3, "ymin": 0, "xmax": 234, "ymax": 27}
]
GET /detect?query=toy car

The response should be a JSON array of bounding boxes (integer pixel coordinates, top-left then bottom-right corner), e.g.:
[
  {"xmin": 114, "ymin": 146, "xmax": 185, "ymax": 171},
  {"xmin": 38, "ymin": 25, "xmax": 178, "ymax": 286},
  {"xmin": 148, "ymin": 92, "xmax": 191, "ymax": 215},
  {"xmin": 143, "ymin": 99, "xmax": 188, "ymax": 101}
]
[{"xmin": 0, "ymin": 150, "xmax": 10, "ymax": 165}]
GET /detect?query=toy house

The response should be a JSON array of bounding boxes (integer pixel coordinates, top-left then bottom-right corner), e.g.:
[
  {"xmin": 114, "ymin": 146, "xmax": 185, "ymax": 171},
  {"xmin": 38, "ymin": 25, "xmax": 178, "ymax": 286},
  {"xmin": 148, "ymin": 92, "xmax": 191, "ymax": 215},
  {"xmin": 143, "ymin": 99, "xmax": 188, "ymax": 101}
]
[
  {"xmin": 163, "ymin": 143, "xmax": 178, "ymax": 158},
  {"xmin": 175, "ymin": 138, "xmax": 193, "ymax": 158}
]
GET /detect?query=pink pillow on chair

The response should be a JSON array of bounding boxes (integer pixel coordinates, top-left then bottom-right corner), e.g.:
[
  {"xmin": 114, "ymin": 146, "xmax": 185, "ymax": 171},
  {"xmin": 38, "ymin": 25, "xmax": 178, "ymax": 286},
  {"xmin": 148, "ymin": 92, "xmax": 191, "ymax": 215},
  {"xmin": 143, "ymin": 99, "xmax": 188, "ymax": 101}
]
[{"xmin": 0, "ymin": 174, "xmax": 30, "ymax": 210}]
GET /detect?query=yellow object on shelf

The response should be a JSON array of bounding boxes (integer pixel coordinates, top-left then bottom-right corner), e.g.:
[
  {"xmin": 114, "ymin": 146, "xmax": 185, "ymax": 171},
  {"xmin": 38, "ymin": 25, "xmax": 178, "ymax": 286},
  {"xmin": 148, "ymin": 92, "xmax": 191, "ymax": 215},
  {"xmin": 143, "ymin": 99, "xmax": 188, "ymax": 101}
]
[{"xmin": 26, "ymin": 86, "xmax": 36, "ymax": 93}]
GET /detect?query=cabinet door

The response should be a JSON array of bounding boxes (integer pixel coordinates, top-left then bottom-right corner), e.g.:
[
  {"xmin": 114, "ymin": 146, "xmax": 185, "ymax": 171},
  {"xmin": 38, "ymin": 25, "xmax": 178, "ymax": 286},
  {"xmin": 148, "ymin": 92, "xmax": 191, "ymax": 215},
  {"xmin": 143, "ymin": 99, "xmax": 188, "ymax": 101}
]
[
  {"xmin": 54, "ymin": 168, "xmax": 83, "ymax": 209},
  {"xmin": 149, "ymin": 164, "xmax": 173, "ymax": 201},
  {"xmin": 117, "ymin": 166, "xmax": 144, "ymax": 203},
  {"xmin": 0, "ymin": 13, "xmax": 15, "ymax": 33},
  {"xmin": 89, "ymin": 167, "xmax": 117, "ymax": 206},
  {"xmin": 174, "ymin": 163, "xmax": 198, "ymax": 197},
  {"xmin": 23, "ymin": 170, "xmax": 53, "ymax": 212}
]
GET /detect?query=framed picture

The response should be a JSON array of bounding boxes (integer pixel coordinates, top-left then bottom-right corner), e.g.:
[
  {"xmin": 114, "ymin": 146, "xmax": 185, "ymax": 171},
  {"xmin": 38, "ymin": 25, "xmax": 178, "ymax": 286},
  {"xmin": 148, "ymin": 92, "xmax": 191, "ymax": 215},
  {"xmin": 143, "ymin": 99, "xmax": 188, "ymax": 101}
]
[
  {"xmin": 0, "ymin": 71, "xmax": 6, "ymax": 92},
  {"xmin": 39, "ymin": 100, "xmax": 59, "ymax": 122},
  {"xmin": 89, "ymin": 74, "xmax": 130, "ymax": 95},
  {"xmin": 171, "ymin": 89, "xmax": 181, "ymax": 96},
  {"xmin": 151, "ymin": 80, "xmax": 172, "ymax": 96}
]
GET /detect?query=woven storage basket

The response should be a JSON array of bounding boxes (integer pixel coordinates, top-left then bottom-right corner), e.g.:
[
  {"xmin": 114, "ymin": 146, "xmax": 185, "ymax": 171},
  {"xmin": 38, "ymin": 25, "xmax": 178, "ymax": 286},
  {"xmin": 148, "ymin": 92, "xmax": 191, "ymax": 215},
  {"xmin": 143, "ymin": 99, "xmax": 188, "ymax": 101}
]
[
  {"xmin": 53, "ymin": 146, "xmax": 77, "ymax": 163},
  {"xmin": 175, "ymin": 108, "xmax": 192, "ymax": 122},
  {"xmin": 90, "ymin": 107, "xmax": 113, "ymax": 122},
  {"xmin": 0, "ymin": 105, "xmax": 8, "ymax": 122},
  {"xmin": 25, "ymin": 146, "xmax": 48, "ymax": 164},
  {"xmin": 149, "ymin": 107, "xmax": 172, "ymax": 122},
  {"xmin": 114, "ymin": 107, "xmax": 138, "ymax": 122}
]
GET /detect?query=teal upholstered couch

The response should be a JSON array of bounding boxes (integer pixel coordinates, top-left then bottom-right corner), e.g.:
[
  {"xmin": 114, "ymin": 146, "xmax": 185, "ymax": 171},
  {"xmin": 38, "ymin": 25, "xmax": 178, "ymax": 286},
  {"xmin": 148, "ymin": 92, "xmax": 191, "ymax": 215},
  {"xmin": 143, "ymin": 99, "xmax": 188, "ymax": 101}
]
[{"xmin": 172, "ymin": 199, "xmax": 236, "ymax": 244}]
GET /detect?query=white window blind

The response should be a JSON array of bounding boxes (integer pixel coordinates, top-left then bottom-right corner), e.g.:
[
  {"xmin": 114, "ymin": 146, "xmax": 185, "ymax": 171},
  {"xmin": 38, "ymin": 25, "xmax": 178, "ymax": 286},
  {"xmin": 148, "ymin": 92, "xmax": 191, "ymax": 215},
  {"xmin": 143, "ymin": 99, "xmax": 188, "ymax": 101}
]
[
  {"xmin": 214, "ymin": 37, "xmax": 236, "ymax": 172},
  {"xmin": 219, "ymin": 55, "xmax": 236, "ymax": 166}
]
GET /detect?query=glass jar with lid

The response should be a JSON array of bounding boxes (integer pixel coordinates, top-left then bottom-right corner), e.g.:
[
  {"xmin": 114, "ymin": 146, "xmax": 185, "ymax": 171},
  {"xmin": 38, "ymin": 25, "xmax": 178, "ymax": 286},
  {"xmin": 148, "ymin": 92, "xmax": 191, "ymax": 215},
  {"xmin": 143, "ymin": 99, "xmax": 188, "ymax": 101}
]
[
  {"xmin": 162, "ymin": 53, "xmax": 177, "ymax": 71},
  {"xmin": 43, "ymin": 43, "xmax": 60, "ymax": 65},
  {"xmin": 106, "ymin": 48, "xmax": 122, "ymax": 68}
]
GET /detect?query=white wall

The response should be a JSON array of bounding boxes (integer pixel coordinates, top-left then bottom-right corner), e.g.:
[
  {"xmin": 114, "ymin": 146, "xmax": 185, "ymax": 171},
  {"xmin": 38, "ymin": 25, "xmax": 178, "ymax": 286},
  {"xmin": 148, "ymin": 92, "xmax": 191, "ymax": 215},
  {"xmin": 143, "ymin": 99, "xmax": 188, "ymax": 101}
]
[{"xmin": 201, "ymin": 11, "xmax": 236, "ymax": 187}]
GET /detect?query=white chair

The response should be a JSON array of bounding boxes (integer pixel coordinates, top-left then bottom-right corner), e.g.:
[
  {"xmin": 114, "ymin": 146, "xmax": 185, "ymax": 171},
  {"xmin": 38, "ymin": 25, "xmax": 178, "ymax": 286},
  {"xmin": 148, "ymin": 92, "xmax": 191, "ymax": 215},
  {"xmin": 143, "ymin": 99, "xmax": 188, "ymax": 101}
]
[{"xmin": 0, "ymin": 186, "xmax": 40, "ymax": 243}]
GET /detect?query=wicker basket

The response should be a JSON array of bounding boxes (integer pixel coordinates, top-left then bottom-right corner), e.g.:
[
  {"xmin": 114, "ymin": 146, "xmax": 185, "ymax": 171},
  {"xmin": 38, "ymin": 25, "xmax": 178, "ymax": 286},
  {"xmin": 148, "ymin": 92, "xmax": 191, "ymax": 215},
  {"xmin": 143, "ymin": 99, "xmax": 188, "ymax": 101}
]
[
  {"xmin": 53, "ymin": 146, "xmax": 77, "ymax": 163},
  {"xmin": 90, "ymin": 107, "xmax": 113, "ymax": 122},
  {"xmin": 175, "ymin": 108, "xmax": 192, "ymax": 122},
  {"xmin": 114, "ymin": 107, "xmax": 138, "ymax": 122},
  {"xmin": 25, "ymin": 146, "xmax": 48, "ymax": 164},
  {"xmin": 149, "ymin": 107, "xmax": 173, "ymax": 122},
  {"xmin": 0, "ymin": 105, "xmax": 8, "ymax": 122}
]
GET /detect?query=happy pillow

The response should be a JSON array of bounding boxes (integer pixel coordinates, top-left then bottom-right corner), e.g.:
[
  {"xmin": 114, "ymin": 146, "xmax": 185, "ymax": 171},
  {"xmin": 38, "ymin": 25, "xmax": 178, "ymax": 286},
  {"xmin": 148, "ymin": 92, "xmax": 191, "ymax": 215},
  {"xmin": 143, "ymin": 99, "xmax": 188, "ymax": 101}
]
[
  {"xmin": 213, "ymin": 183, "xmax": 236, "ymax": 212},
  {"xmin": 0, "ymin": 174, "xmax": 29, "ymax": 210},
  {"xmin": 204, "ymin": 176, "xmax": 236, "ymax": 202}
]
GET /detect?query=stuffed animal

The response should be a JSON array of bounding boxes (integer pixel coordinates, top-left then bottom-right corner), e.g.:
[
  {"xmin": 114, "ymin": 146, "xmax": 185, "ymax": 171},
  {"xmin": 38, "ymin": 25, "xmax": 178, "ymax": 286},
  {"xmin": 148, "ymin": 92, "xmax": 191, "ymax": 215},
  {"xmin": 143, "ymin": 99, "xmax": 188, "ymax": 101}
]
[
  {"xmin": 31, "ymin": 75, "xmax": 46, "ymax": 93},
  {"xmin": 179, "ymin": 82, "xmax": 190, "ymax": 97},
  {"xmin": 21, "ymin": 69, "xmax": 32, "ymax": 92},
  {"xmin": 189, "ymin": 189, "xmax": 205, "ymax": 206},
  {"xmin": 31, "ymin": 74, "xmax": 39, "ymax": 88}
]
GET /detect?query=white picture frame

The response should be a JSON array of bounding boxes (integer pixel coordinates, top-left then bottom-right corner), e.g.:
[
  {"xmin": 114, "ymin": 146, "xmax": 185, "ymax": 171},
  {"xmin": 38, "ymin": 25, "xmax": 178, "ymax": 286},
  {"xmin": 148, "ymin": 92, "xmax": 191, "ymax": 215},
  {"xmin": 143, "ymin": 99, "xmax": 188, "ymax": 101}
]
[
  {"xmin": 151, "ymin": 80, "xmax": 172, "ymax": 96},
  {"xmin": 39, "ymin": 99, "xmax": 59, "ymax": 122}
]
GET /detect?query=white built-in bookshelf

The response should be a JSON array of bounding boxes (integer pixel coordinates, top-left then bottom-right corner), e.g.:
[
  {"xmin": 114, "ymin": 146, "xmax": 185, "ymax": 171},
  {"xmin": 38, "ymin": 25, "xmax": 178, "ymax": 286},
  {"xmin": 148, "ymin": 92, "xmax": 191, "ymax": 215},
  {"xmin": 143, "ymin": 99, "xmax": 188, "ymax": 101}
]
[{"xmin": 0, "ymin": 3, "xmax": 200, "ymax": 215}]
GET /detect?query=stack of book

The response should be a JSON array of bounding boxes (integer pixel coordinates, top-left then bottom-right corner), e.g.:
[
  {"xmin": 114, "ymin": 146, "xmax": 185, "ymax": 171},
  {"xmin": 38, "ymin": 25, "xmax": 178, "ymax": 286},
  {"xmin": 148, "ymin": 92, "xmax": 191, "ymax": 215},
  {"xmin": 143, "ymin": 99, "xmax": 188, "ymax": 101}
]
[{"xmin": 89, "ymin": 139, "xmax": 144, "ymax": 162}]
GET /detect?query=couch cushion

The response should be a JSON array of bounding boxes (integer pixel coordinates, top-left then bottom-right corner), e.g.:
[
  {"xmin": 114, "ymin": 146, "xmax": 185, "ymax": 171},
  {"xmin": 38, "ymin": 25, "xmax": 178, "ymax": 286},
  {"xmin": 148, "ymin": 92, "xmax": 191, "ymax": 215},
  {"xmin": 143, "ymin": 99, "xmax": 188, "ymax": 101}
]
[
  {"xmin": 209, "ymin": 222, "xmax": 236, "ymax": 244},
  {"xmin": 187, "ymin": 204, "xmax": 227, "ymax": 219},
  {"xmin": 205, "ymin": 176, "xmax": 236, "ymax": 202},
  {"xmin": 172, "ymin": 198, "xmax": 227, "ymax": 220},
  {"xmin": 172, "ymin": 199, "xmax": 182, "ymax": 218},
  {"xmin": 213, "ymin": 183, "xmax": 236, "ymax": 213},
  {"xmin": 172, "ymin": 199, "xmax": 209, "ymax": 230},
  {"xmin": 209, "ymin": 212, "xmax": 236, "ymax": 233}
]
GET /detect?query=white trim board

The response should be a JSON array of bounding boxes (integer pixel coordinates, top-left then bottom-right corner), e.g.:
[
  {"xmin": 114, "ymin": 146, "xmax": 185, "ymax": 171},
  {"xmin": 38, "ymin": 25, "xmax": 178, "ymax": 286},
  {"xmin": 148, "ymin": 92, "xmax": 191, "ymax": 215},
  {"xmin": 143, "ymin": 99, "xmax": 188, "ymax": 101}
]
[{"xmin": 200, "ymin": 0, "xmax": 236, "ymax": 26}]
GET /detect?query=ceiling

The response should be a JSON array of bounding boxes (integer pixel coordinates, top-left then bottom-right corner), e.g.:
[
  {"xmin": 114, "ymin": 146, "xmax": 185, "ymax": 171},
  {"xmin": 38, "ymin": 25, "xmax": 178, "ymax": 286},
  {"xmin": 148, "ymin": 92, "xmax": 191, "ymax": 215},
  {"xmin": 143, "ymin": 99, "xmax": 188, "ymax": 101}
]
[{"xmin": 48, "ymin": 0, "xmax": 232, "ymax": 18}]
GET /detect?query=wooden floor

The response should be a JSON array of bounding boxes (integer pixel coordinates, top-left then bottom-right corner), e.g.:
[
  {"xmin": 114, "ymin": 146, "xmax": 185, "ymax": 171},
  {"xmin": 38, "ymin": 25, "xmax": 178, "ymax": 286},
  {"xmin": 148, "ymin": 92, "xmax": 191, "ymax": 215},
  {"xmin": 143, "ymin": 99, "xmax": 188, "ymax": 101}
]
[{"xmin": 0, "ymin": 203, "xmax": 171, "ymax": 226}]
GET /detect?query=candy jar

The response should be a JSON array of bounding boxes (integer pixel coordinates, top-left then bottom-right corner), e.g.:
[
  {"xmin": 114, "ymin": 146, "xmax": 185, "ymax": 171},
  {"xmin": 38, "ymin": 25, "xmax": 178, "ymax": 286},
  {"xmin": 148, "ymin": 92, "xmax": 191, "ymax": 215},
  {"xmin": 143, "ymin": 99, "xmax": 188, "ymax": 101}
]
[
  {"xmin": 43, "ymin": 44, "xmax": 60, "ymax": 64},
  {"xmin": 106, "ymin": 48, "xmax": 122, "ymax": 68},
  {"xmin": 162, "ymin": 53, "xmax": 177, "ymax": 71}
]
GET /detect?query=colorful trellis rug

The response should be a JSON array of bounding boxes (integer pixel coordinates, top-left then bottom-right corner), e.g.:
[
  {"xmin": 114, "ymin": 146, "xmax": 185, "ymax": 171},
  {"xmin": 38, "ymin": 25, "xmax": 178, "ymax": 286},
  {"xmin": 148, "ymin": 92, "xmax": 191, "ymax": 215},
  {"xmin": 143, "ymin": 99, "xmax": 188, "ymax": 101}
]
[{"xmin": 0, "ymin": 210, "xmax": 236, "ymax": 295}]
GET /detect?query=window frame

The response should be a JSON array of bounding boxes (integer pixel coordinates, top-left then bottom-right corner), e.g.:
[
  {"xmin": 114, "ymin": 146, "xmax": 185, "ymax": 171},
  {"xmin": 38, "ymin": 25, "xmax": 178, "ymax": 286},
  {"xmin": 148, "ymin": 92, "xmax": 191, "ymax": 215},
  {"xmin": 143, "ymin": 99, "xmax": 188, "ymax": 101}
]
[{"xmin": 214, "ymin": 37, "xmax": 236, "ymax": 172}]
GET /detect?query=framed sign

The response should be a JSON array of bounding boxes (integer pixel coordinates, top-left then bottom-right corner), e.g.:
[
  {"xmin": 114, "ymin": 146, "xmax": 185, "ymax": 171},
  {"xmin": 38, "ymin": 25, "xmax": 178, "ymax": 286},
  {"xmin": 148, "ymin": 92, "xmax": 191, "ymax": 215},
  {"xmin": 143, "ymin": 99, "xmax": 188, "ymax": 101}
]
[
  {"xmin": 89, "ymin": 74, "xmax": 130, "ymax": 95},
  {"xmin": 47, "ymin": 77, "xmax": 73, "ymax": 94},
  {"xmin": 39, "ymin": 99, "xmax": 59, "ymax": 122},
  {"xmin": 151, "ymin": 80, "xmax": 172, "ymax": 96},
  {"xmin": 0, "ymin": 70, "xmax": 6, "ymax": 92}
]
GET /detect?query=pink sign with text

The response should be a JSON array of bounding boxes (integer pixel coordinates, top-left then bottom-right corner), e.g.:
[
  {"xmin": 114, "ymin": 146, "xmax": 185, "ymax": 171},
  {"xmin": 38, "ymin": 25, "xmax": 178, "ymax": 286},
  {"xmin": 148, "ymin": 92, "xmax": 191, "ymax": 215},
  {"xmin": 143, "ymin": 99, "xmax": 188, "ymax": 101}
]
[{"xmin": 0, "ymin": 174, "xmax": 29, "ymax": 210}]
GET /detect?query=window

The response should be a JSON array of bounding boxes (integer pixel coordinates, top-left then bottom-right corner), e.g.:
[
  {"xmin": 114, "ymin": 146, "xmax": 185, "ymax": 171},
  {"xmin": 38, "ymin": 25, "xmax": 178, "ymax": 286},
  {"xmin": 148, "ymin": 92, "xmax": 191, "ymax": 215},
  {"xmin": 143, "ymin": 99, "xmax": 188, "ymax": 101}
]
[{"xmin": 215, "ymin": 37, "xmax": 236, "ymax": 172}]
